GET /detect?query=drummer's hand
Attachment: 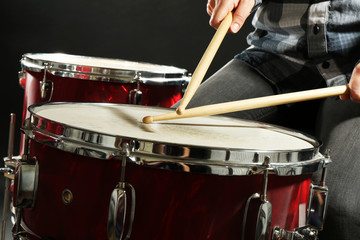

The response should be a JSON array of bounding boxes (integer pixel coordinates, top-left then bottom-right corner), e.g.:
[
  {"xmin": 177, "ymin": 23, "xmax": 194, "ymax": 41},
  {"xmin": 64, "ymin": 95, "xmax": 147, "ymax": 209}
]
[
  {"xmin": 340, "ymin": 62, "xmax": 360, "ymax": 103},
  {"xmin": 207, "ymin": 0, "xmax": 255, "ymax": 33}
]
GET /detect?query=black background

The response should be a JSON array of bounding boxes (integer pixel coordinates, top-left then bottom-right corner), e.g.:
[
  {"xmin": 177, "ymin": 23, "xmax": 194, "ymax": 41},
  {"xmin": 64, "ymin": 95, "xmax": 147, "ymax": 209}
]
[{"xmin": 2, "ymin": 0, "xmax": 253, "ymax": 237}]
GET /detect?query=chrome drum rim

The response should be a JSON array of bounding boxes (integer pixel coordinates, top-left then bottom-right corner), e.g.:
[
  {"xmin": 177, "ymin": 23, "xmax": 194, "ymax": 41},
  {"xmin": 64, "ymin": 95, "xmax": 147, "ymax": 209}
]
[{"xmin": 25, "ymin": 102, "xmax": 325, "ymax": 176}]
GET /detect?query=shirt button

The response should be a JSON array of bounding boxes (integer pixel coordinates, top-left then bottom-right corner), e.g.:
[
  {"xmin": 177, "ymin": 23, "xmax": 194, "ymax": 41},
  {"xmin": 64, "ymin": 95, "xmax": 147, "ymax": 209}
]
[
  {"xmin": 322, "ymin": 61, "xmax": 330, "ymax": 69},
  {"xmin": 313, "ymin": 24, "xmax": 320, "ymax": 35}
]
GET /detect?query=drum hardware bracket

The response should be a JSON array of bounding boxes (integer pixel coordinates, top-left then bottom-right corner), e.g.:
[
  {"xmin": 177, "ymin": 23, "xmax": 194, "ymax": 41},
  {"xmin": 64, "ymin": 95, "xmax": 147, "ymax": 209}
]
[
  {"xmin": 255, "ymin": 156, "xmax": 272, "ymax": 240},
  {"xmin": 241, "ymin": 156, "xmax": 272, "ymax": 240},
  {"xmin": 40, "ymin": 62, "xmax": 54, "ymax": 101},
  {"xmin": 305, "ymin": 150, "xmax": 330, "ymax": 231},
  {"xmin": 1, "ymin": 113, "xmax": 34, "ymax": 240},
  {"xmin": 107, "ymin": 182, "xmax": 135, "ymax": 240},
  {"xmin": 1, "ymin": 113, "xmax": 17, "ymax": 240},
  {"xmin": 108, "ymin": 143, "xmax": 135, "ymax": 240},
  {"xmin": 272, "ymin": 151, "xmax": 330, "ymax": 240},
  {"xmin": 12, "ymin": 156, "xmax": 40, "ymax": 239},
  {"xmin": 272, "ymin": 226, "xmax": 318, "ymax": 240},
  {"xmin": 15, "ymin": 161, "xmax": 39, "ymax": 209},
  {"xmin": 129, "ymin": 73, "xmax": 142, "ymax": 105}
]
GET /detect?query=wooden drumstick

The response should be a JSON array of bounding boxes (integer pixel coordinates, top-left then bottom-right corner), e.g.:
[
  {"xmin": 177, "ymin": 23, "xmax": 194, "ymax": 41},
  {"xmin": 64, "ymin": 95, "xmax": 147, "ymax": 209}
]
[
  {"xmin": 176, "ymin": 12, "xmax": 233, "ymax": 115},
  {"xmin": 143, "ymin": 85, "xmax": 349, "ymax": 123}
]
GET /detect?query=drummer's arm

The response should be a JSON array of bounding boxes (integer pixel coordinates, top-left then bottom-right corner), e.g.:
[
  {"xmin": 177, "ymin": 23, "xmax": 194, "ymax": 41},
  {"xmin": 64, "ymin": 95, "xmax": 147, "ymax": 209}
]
[
  {"xmin": 207, "ymin": 0, "xmax": 260, "ymax": 33},
  {"xmin": 340, "ymin": 61, "xmax": 360, "ymax": 103}
]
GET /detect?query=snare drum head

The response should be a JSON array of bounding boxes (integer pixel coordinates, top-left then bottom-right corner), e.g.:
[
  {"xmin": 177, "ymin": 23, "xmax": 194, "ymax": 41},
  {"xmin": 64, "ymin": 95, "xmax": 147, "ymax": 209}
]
[
  {"xmin": 28, "ymin": 102, "xmax": 323, "ymax": 175},
  {"xmin": 21, "ymin": 53, "xmax": 189, "ymax": 84}
]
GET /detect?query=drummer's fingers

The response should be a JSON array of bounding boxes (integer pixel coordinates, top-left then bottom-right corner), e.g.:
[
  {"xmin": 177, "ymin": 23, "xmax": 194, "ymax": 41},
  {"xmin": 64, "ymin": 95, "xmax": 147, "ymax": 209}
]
[
  {"xmin": 207, "ymin": 0, "xmax": 215, "ymax": 16},
  {"xmin": 230, "ymin": 0, "xmax": 255, "ymax": 33},
  {"xmin": 340, "ymin": 63, "xmax": 360, "ymax": 103},
  {"xmin": 349, "ymin": 63, "xmax": 360, "ymax": 103},
  {"xmin": 209, "ymin": 0, "xmax": 239, "ymax": 29}
]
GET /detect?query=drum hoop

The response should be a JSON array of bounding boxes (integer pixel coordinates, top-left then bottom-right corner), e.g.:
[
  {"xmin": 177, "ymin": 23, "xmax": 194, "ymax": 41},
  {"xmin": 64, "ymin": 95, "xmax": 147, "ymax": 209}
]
[
  {"xmin": 21, "ymin": 53, "xmax": 190, "ymax": 85},
  {"xmin": 26, "ymin": 102, "xmax": 324, "ymax": 176}
]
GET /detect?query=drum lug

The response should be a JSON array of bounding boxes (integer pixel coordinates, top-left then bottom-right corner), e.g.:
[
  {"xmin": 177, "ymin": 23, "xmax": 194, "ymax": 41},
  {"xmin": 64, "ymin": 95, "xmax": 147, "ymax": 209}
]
[
  {"xmin": 129, "ymin": 73, "xmax": 142, "ymax": 105},
  {"xmin": 15, "ymin": 117, "xmax": 39, "ymax": 209},
  {"xmin": 306, "ymin": 184, "xmax": 328, "ymax": 231},
  {"xmin": 306, "ymin": 150, "xmax": 330, "ymax": 231},
  {"xmin": 272, "ymin": 226, "xmax": 318, "ymax": 240},
  {"xmin": 11, "ymin": 159, "xmax": 39, "ymax": 240},
  {"xmin": 272, "ymin": 153, "xmax": 329, "ymax": 240},
  {"xmin": 255, "ymin": 156, "xmax": 272, "ymax": 240},
  {"xmin": 40, "ymin": 62, "xmax": 54, "ymax": 100},
  {"xmin": 14, "ymin": 161, "xmax": 39, "ymax": 209},
  {"xmin": 108, "ymin": 142, "xmax": 135, "ymax": 240},
  {"xmin": 242, "ymin": 156, "xmax": 272, "ymax": 240},
  {"xmin": 107, "ymin": 182, "xmax": 135, "ymax": 240}
]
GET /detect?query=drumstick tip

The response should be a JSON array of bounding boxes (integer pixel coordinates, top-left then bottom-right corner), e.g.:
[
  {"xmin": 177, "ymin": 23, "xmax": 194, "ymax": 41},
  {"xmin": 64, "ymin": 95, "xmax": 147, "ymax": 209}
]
[
  {"xmin": 142, "ymin": 116, "xmax": 153, "ymax": 124},
  {"xmin": 176, "ymin": 107, "xmax": 184, "ymax": 115}
]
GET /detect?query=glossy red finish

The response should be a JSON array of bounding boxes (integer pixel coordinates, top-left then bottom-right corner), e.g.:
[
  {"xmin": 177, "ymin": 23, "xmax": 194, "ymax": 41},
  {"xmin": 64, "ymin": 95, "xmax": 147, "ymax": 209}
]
[
  {"xmin": 21, "ymin": 141, "xmax": 312, "ymax": 240},
  {"xmin": 22, "ymin": 141, "xmax": 123, "ymax": 239},
  {"xmin": 22, "ymin": 71, "xmax": 183, "ymax": 120},
  {"xmin": 19, "ymin": 70, "xmax": 183, "ymax": 154}
]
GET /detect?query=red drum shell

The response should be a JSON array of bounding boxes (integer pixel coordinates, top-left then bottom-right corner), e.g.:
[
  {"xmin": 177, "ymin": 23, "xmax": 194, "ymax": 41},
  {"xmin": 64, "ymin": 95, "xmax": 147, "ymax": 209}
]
[
  {"xmin": 22, "ymin": 70, "xmax": 184, "ymax": 120},
  {"xmin": 19, "ymin": 103, "xmax": 323, "ymax": 239},
  {"xmin": 19, "ymin": 53, "xmax": 188, "ymax": 154},
  {"xmin": 21, "ymin": 141, "xmax": 311, "ymax": 240},
  {"xmin": 22, "ymin": 141, "xmax": 122, "ymax": 239}
]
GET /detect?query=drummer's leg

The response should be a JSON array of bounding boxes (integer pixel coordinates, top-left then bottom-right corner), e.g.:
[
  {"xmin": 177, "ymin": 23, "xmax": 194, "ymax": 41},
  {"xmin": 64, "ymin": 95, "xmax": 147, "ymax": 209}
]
[
  {"xmin": 173, "ymin": 58, "xmax": 279, "ymax": 122},
  {"xmin": 315, "ymin": 99, "xmax": 360, "ymax": 239}
]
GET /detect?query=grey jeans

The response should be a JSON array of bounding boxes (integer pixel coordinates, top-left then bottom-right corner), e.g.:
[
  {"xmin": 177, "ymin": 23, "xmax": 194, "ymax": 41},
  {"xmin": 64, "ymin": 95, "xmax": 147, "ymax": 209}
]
[{"xmin": 173, "ymin": 59, "xmax": 360, "ymax": 240}]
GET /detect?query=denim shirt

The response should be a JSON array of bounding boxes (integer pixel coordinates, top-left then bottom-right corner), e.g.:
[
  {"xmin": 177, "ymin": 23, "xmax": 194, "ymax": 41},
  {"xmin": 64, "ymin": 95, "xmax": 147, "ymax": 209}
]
[{"xmin": 237, "ymin": 0, "xmax": 360, "ymax": 93}]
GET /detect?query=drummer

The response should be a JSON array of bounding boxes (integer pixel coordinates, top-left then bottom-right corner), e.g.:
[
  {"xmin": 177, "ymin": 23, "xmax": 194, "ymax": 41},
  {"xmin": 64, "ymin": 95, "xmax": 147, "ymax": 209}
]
[{"xmin": 174, "ymin": 0, "xmax": 360, "ymax": 239}]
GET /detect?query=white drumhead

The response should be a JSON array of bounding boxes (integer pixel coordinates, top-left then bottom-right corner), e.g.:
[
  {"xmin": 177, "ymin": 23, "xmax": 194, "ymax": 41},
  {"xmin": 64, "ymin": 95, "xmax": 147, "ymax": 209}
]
[
  {"xmin": 21, "ymin": 53, "xmax": 189, "ymax": 85},
  {"xmin": 32, "ymin": 103, "xmax": 314, "ymax": 151},
  {"xmin": 23, "ymin": 53, "xmax": 184, "ymax": 73}
]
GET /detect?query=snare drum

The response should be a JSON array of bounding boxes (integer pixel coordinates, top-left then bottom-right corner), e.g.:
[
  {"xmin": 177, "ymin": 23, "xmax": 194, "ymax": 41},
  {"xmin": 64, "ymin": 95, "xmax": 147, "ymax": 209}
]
[{"xmin": 15, "ymin": 103, "xmax": 328, "ymax": 240}]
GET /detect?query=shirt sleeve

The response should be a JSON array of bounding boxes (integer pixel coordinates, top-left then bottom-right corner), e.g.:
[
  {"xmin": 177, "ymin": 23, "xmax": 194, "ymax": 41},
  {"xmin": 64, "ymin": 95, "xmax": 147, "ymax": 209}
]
[{"xmin": 251, "ymin": 0, "xmax": 262, "ymax": 13}]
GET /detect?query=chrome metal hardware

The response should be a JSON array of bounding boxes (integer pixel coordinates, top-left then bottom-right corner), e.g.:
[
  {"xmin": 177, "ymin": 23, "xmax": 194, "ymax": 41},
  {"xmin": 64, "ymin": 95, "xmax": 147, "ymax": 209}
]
[
  {"xmin": 272, "ymin": 226, "xmax": 318, "ymax": 240},
  {"xmin": 129, "ymin": 73, "xmax": 142, "ymax": 105},
  {"xmin": 272, "ymin": 151, "xmax": 330, "ymax": 240},
  {"xmin": 241, "ymin": 157, "xmax": 272, "ymax": 240},
  {"xmin": 2, "ymin": 113, "xmax": 17, "ymax": 240},
  {"xmin": 107, "ymin": 182, "xmax": 135, "ymax": 240},
  {"xmin": 241, "ymin": 193, "xmax": 260, "ymax": 240},
  {"xmin": 108, "ymin": 145, "xmax": 135, "ymax": 240},
  {"xmin": 307, "ymin": 184, "xmax": 328, "ymax": 231},
  {"xmin": 15, "ymin": 161, "xmax": 39, "ymax": 209},
  {"xmin": 39, "ymin": 62, "xmax": 54, "ymax": 100},
  {"xmin": 256, "ymin": 156, "xmax": 272, "ymax": 240},
  {"xmin": 306, "ymin": 149, "xmax": 330, "ymax": 231},
  {"xmin": 1, "ymin": 172, "xmax": 11, "ymax": 240},
  {"xmin": 21, "ymin": 53, "xmax": 190, "ymax": 85}
]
